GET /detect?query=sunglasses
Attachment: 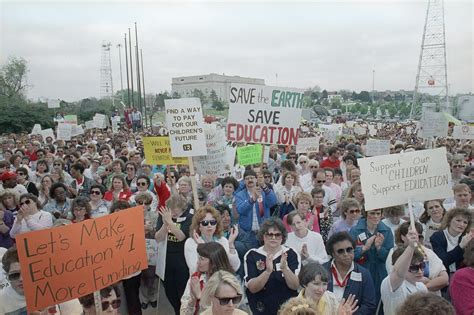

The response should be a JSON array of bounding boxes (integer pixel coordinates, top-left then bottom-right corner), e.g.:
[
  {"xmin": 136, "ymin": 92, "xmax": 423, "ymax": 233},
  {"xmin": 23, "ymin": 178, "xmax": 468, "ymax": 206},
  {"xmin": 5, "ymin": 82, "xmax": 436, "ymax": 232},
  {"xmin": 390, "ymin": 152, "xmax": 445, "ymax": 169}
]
[
  {"xmin": 265, "ymin": 232, "xmax": 283, "ymax": 239},
  {"xmin": 53, "ymin": 163, "xmax": 62, "ymax": 166},
  {"xmin": 335, "ymin": 247, "xmax": 354, "ymax": 255},
  {"xmin": 102, "ymin": 299, "xmax": 121, "ymax": 311},
  {"xmin": 200, "ymin": 219, "xmax": 217, "ymax": 227},
  {"xmin": 316, "ymin": 180, "xmax": 326, "ymax": 183},
  {"xmin": 452, "ymin": 165, "xmax": 464, "ymax": 168},
  {"xmin": 300, "ymin": 161, "xmax": 307, "ymax": 164},
  {"xmin": 408, "ymin": 262, "xmax": 425, "ymax": 273},
  {"xmin": 137, "ymin": 182, "xmax": 148, "ymax": 186},
  {"xmin": 90, "ymin": 190, "xmax": 102, "ymax": 195},
  {"xmin": 7, "ymin": 272, "xmax": 21, "ymax": 282},
  {"xmin": 348, "ymin": 209, "xmax": 361, "ymax": 214},
  {"xmin": 215, "ymin": 295, "xmax": 242, "ymax": 306},
  {"xmin": 20, "ymin": 199, "xmax": 32, "ymax": 206},
  {"xmin": 137, "ymin": 201, "xmax": 152, "ymax": 206},
  {"xmin": 310, "ymin": 165, "xmax": 318, "ymax": 168}
]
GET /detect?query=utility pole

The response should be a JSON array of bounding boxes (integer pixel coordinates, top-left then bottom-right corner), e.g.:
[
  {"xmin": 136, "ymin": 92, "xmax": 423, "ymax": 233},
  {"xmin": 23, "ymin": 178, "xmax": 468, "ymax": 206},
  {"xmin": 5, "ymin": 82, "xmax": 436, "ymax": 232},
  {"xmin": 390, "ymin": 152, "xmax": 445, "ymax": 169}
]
[
  {"xmin": 140, "ymin": 49, "xmax": 147, "ymax": 128},
  {"xmin": 128, "ymin": 28, "xmax": 135, "ymax": 108},
  {"xmin": 134, "ymin": 22, "xmax": 142, "ymax": 125},
  {"xmin": 372, "ymin": 70, "xmax": 375, "ymax": 104},
  {"xmin": 117, "ymin": 43, "xmax": 124, "ymax": 103},
  {"xmin": 124, "ymin": 33, "xmax": 131, "ymax": 107}
]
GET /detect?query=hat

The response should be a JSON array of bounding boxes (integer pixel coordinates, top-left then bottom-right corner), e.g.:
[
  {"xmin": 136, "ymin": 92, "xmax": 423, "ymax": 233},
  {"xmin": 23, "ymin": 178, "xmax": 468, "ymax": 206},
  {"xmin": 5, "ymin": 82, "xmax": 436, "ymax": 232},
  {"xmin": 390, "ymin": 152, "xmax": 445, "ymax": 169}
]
[{"xmin": 0, "ymin": 171, "xmax": 17, "ymax": 181}]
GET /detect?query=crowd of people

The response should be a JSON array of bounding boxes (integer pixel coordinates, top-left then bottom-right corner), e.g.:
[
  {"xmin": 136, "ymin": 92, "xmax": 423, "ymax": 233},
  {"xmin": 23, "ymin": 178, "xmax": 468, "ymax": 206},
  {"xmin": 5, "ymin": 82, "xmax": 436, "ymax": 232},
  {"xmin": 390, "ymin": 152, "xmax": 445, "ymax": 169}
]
[{"xmin": 0, "ymin": 118, "xmax": 473, "ymax": 315}]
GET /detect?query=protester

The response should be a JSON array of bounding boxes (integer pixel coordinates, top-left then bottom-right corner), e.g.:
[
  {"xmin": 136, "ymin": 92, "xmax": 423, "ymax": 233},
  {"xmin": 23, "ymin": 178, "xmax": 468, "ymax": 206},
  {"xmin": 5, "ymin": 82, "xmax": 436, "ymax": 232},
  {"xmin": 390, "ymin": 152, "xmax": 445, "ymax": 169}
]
[
  {"xmin": 10, "ymin": 193, "xmax": 53, "ymax": 238},
  {"xmin": 419, "ymin": 199, "xmax": 446, "ymax": 245},
  {"xmin": 79, "ymin": 285, "xmax": 122, "ymax": 315},
  {"xmin": 397, "ymin": 292, "xmax": 455, "ymax": 315},
  {"xmin": 450, "ymin": 239, "xmax": 474, "ymax": 315}
]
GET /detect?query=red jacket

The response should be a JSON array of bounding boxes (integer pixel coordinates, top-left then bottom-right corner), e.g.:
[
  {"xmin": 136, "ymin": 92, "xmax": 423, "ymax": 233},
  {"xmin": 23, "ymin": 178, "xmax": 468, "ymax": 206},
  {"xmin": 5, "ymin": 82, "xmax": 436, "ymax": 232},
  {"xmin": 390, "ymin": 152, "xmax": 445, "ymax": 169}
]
[
  {"xmin": 320, "ymin": 158, "xmax": 340, "ymax": 169},
  {"xmin": 104, "ymin": 190, "xmax": 132, "ymax": 202}
]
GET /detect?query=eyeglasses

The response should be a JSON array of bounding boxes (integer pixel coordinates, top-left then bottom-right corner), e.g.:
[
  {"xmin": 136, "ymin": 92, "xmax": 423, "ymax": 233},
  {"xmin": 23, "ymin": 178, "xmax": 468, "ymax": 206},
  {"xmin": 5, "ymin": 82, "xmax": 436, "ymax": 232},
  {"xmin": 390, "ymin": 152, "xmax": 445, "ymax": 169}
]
[
  {"xmin": 264, "ymin": 232, "xmax": 283, "ymax": 239},
  {"xmin": 348, "ymin": 209, "xmax": 361, "ymax": 214},
  {"xmin": 200, "ymin": 219, "xmax": 217, "ymax": 227},
  {"xmin": 408, "ymin": 262, "xmax": 425, "ymax": 273},
  {"xmin": 54, "ymin": 163, "xmax": 62, "ymax": 166},
  {"xmin": 74, "ymin": 207, "xmax": 86, "ymax": 212},
  {"xmin": 452, "ymin": 164, "xmax": 464, "ymax": 168},
  {"xmin": 16, "ymin": 172, "xmax": 25, "ymax": 176},
  {"xmin": 102, "ymin": 299, "xmax": 121, "ymax": 311},
  {"xmin": 90, "ymin": 190, "xmax": 102, "ymax": 195},
  {"xmin": 20, "ymin": 199, "xmax": 32, "ymax": 206},
  {"xmin": 105, "ymin": 169, "xmax": 112, "ymax": 172},
  {"xmin": 215, "ymin": 295, "xmax": 242, "ymax": 306},
  {"xmin": 300, "ymin": 161, "xmax": 307, "ymax": 164},
  {"xmin": 137, "ymin": 182, "xmax": 148, "ymax": 186},
  {"xmin": 137, "ymin": 201, "xmax": 152, "ymax": 205},
  {"xmin": 335, "ymin": 247, "xmax": 354, "ymax": 255},
  {"xmin": 316, "ymin": 180, "xmax": 326, "ymax": 183},
  {"xmin": 7, "ymin": 272, "xmax": 21, "ymax": 282},
  {"xmin": 310, "ymin": 165, "xmax": 318, "ymax": 168},
  {"xmin": 127, "ymin": 167, "xmax": 135, "ymax": 170}
]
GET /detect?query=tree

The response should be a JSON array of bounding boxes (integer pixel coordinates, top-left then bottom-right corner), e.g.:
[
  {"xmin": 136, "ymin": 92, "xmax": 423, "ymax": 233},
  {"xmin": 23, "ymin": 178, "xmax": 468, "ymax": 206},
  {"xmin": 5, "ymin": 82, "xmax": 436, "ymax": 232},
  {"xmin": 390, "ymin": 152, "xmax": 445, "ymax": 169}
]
[
  {"xmin": 330, "ymin": 98, "xmax": 342, "ymax": 109},
  {"xmin": 369, "ymin": 104, "xmax": 378, "ymax": 117},
  {"xmin": 358, "ymin": 91, "xmax": 371, "ymax": 103},
  {"xmin": 172, "ymin": 91, "xmax": 181, "ymax": 99},
  {"xmin": 209, "ymin": 90, "xmax": 218, "ymax": 103},
  {"xmin": 303, "ymin": 96, "xmax": 313, "ymax": 108},
  {"xmin": 338, "ymin": 89, "xmax": 352, "ymax": 101},
  {"xmin": 351, "ymin": 91, "xmax": 358, "ymax": 101},
  {"xmin": 192, "ymin": 89, "xmax": 208, "ymax": 105},
  {"xmin": 322, "ymin": 90, "xmax": 328, "ymax": 99},
  {"xmin": 211, "ymin": 99, "xmax": 225, "ymax": 111},
  {"xmin": 0, "ymin": 57, "xmax": 29, "ymax": 98}
]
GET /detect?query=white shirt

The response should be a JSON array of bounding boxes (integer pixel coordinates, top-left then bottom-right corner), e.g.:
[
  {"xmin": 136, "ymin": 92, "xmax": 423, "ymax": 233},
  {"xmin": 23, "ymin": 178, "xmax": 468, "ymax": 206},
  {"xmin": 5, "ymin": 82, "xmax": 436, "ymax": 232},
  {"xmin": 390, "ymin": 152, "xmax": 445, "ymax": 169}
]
[
  {"xmin": 381, "ymin": 218, "xmax": 406, "ymax": 239},
  {"xmin": 331, "ymin": 261, "xmax": 355, "ymax": 302},
  {"xmin": 381, "ymin": 277, "xmax": 427, "ymax": 315},
  {"xmin": 286, "ymin": 230, "xmax": 329, "ymax": 264},
  {"xmin": 9, "ymin": 210, "xmax": 53, "ymax": 239}
]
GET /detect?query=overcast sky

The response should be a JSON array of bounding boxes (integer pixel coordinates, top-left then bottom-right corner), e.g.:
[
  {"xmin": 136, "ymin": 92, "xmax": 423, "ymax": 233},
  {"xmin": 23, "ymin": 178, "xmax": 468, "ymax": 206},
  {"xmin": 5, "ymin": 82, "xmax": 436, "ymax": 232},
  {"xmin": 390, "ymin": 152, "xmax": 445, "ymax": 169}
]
[{"xmin": 1, "ymin": 0, "xmax": 472, "ymax": 102}]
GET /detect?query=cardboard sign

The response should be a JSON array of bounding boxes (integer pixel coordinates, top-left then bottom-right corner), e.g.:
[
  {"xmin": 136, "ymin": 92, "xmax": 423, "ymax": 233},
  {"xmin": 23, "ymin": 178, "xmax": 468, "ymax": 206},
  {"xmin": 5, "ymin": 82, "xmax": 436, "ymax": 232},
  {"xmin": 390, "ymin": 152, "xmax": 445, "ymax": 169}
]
[
  {"xmin": 296, "ymin": 137, "xmax": 320, "ymax": 154},
  {"xmin": 93, "ymin": 114, "xmax": 108, "ymax": 129},
  {"xmin": 48, "ymin": 99, "xmax": 61, "ymax": 109},
  {"xmin": 165, "ymin": 98, "xmax": 207, "ymax": 157},
  {"xmin": 71, "ymin": 125, "xmax": 84, "ymax": 137},
  {"xmin": 419, "ymin": 112, "xmax": 448, "ymax": 138},
  {"xmin": 31, "ymin": 124, "xmax": 42, "ymax": 135},
  {"xmin": 56, "ymin": 124, "xmax": 72, "ymax": 141},
  {"xmin": 319, "ymin": 124, "xmax": 342, "ymax": 143},
  {"xmin": 143, "ymin": 137, "xmax": 188, "ymax": 165},
  {"xmin": 358, "ymin": 147, "xmax": 453, "ymax": 211},
  {"xmin": 227, "ymin": 84, "xmax": 304, "ymax": 145},
  {"xmin": 365, "ymin": 139, "xmax": 391, "ymax": 157},
  {"xmin": 145, "ymin": 239, "xmax": 158, "ymax": 266},
  {"xmin": 40, "ymin": 129, "xmax": 55, "ymax": 142},
  {"xmin": 193, "ymin": 126, "xmax": 234, "ymax": 177},
  {"xmin": 236, "ymin": 144, "xmax": 263, "ymax": 166},
  {"xmin": 452, "ymin": 125, "xmax": 474, "ymax": 139},
  {"xmin": 354, "ymin": 125, "xmax": 367, "ymax": 135},
  {"xmin": 63, "ymin": 115, "xmax": 78, "ymax": 125},
  {"xmin": 85, "ymin": 120, "xmax": 95, "ymax": 130},
  {"xmin": 16, "ymin": 207, "xmax": 148, "ymax": 312}
]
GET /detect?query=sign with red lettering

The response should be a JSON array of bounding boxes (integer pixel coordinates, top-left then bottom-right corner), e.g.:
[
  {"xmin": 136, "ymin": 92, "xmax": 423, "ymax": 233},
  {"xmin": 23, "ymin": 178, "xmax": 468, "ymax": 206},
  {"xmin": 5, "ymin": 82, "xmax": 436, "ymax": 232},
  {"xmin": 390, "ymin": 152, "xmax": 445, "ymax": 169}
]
[
  {"xmin": 16, "ymin": 207, "xmax": 148, "ymax": 312},
  {"xmin": 227, "ymin": 84, "xmax": 304, "ymax": 145}
]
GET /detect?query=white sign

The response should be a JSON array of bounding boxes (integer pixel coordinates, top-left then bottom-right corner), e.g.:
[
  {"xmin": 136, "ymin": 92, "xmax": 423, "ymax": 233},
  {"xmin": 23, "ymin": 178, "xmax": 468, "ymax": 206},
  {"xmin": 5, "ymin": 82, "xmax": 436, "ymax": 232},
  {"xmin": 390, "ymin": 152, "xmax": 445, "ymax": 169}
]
[
  {"xmin": 165, "ymin": 98, "xmax": 206, "ymax": 157},
  {"xmin": 31, "ymin": 124, "xmax": 42, "ymax": 135},
  {"xmin": 85, "ymin": 120, "xmax": 95, "ymax": 130},
  {"xmin": 145, "ymin": 239, "xmax": 158, "ymax": 266},
  {"xmin": 111, "ymin": 117, "xmax": 120, "ymax": 133},
  {"xmin": 193, "ymin": 126, "xmax": 233, "ymax": 176},
  {"xmin": 358, "ymin": 147, "xmax": 453, "ymax": 211},
  {"xmin": 452, "ymin": 126, "xmax": 474, "ymax": 139},
  {"xmin": 365, "ymin": 139, "xmax": 391, "ymax": 157},
  {"xmin": 48, "ymin": 99, "xmax": 61, "ymax": 108},
  {"xmin": 296, "ymin": 137, "xmax": 320, "ymax": 154},
  {"xmin": 56, "ymin": 123, "xmax": 72, "ymax": 141},
  {"xmin": 93, "ymin": 114, "xmax": 108, "ymax": 129},
  {"xmin": 354, "ymin": 125, "xmax": 367, "ymax": 135},
  {"xmin": 40, "ymin": 129, "xmax": 55, "ymax": 142},
  {"xmin": 419, "ymin": 112, "xmax": 448, "ymax": 138},
  {"xmin": 227, "ymin": 84, "xmax": 304, "ymax": 145},
  {"xmin": 319, "ymin": 124, "xmax": 342, "ymax": 143},
  {"xmin": 71, "ymin": 124, "xmax": 84, "ymax": 137},
  {"xmin": 368, "ymin": 125, "xmax": 377, "ymax": 136}
]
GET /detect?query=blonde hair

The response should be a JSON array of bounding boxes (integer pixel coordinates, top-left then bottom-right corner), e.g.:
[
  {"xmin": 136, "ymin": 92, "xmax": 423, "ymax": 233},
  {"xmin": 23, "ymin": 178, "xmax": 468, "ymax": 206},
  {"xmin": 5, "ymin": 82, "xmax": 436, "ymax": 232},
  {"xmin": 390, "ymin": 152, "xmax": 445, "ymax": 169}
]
[
  {"xmin": 190, "ymin": 206, "xmax": 223, "ymax": 237},
  {"xmin": 293, "ymin": 191, "xmax": 313, "ymax": 207},
  {"xmin": 278, "ymin": 297, "xmax": 318, "ymax": 315},
  {"xmin": 201, "ymin": 271, "xmax": 242, "ymax": 307}
]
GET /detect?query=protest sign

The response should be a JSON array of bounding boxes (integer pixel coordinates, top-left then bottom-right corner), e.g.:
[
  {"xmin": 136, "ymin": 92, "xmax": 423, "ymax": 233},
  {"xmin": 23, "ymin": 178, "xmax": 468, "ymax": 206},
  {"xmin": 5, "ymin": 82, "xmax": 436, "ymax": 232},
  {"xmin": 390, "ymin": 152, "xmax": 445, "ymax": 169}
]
[
  {"xmin": 193, "ymin": 126, "xmax": 234, "ymax": 177},
  {"xmin": 40, "ymin": 129, "xmax": 55, "ymax": 142},
  {"xmin": 93, "ymin": 114, "xmax": 107, "ymax": 129},
  {"xmin": 354, "ymin": 125, "xmax": 367, "ymax": 135},
  {"xmin": 85, "ymin": 120, "xmax": 95, "ymax": 130},
  {"xmin": 319, "ymin": 124, "xmax": 342, "ymax": 143},
  {"xmin": 165, "ymin": 98, "xmax": 206, "ymax": 157},
  {"xmin": 452, "ymin": 125, "xmax": 474, "ymax": 139},
  {"xmin": 365, "ymin": 139, "xmax": 391, "ymax": 157},
  {"xmin": 227, "ymin": 84, "xmax": 304, "ymax": 145},
  {"xmin": 419, "ymin": 112, "xmax": 448, "ymax": 138},
  {"xmin": 236, "ymin": 144, "xmax": 263, "ymax": 166},
  {"xmin": 358, "ymin": 147, "xmax": 453, "ymax": 211},
  {"xmin": 145, "ymin": 239, "xmax": 158, "ymax": 266},
  {"xmin": 56, "ymin": 124, "xmax": 72, "ymax": 141},
  {"xmin": 296, "ymin": 137, "xmax": 320, "ymax": 154},
  {"xmin": 368, "ymin": 125, "xmax": 377, "ymax": 136},
  {"xmin": 71, "ymin": 124, "xmax": 84, "ymax": 137},
  {"xmin": 143, "ymin": 137, "xmax": 188, "ymax": 165},
  {"xmin": 48, "ymin": 99, "xmax": 61, "ymax": 109},
  {"xmin": 31, "ymin": 124, "xmax": 42, "ymax": 135},
  {"xmin": 63, "ymin": 115, "xmax": 78, "ymax": 125},
  {"xmin": 111, "ymin": 117, "xmax": 120, "ymax": 133},
  {"xmin": 16, "ymin": 207, "xmax": 148, "ymax": 312}
]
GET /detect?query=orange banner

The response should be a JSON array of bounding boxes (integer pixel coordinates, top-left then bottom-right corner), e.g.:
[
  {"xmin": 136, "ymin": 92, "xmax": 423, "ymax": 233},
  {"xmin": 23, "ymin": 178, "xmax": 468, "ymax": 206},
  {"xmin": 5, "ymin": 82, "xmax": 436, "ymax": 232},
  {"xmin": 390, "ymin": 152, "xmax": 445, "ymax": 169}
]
[{"xmin": 16, "ymin": 206, "xmax": 148, "ymax": 312}]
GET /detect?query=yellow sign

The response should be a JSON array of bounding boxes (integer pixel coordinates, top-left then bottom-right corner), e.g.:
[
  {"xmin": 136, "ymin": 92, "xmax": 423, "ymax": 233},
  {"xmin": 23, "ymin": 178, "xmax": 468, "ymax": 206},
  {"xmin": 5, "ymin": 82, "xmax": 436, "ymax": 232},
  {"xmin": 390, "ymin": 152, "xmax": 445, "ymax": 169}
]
[{"xmin": 143, "ymin": 137, "xmax": 188, "ymax": 165}]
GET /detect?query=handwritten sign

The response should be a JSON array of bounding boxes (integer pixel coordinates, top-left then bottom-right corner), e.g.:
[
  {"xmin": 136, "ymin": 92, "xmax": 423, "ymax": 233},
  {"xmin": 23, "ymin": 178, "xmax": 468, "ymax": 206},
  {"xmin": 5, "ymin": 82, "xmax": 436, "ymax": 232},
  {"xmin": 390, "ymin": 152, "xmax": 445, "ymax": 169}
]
[
  {"xmin": 40, "ymin": 129, "xmax": 55, "ymax": 142},
  {"xmin": 165, "ymin": 98, "xmax": 206, "ymax": 157},
  {"xmin": 227, "ymin": 84, "xmax": 304, "ymax": 145},
  {"xmin": 419, "ymin": 112, "xmax": 448, "ymax": 138},
  {"xmin": 319, "ymin": 124, "xmax": 342, "ymax": 143},
  {"xmin": 145, "ymin": 239, "xmax": 158, "ymax": 266},
  {"xmin": 143, "ymin": 137, "xmax": 188, "ymax": 165},
  {"xmin": 63, "ymin": 115, "xmax": 78, "ymax": 125},
  {"xmin": 452, "ymin": 125, "xmax": 474, "ymax": 139},
  {"xmin": 85, "ymin": 120, "xmax": 95, "ymax": 130},
  {"xmin": 358, "ymin": 147, "xmax": 453, "ymax": 211},
  {"xmin": 236, "ymin": 144, "xmax": 263, "ymax": 166},
  {"xmin": 71, "ymin": 125, "xmax": 84, "ymax": 137},
  {"xmin": 16, "ymin": 207, "xmax": 148, "ymax": 312},
  {"xmin": 31, "ymin": 124, "xmax": 42, "ymax": 135},
  {"xmin": 47, "ymin": 99, "xmax": 61, "ymax": 109},
  {"xmin": 365, "ymin": 139, "xmax": 391, "ymax": 157},
  {"xmin": 354, "ymin": 125, "xmax": 367, "ymax": 136},
  {"xmin": 56, "ymin": 124, "xmax": 72, "ymax": 141},
  {"xmin": 193, "ymin": 126, "xmax": 235, "ymax": 176},
  {"xmin": 93, "ymin": 114, "xmax": 107, "ymax": 129},
  {"xmin": 296, "ymin": 137, "xmax": 320, "ymax": 154}
]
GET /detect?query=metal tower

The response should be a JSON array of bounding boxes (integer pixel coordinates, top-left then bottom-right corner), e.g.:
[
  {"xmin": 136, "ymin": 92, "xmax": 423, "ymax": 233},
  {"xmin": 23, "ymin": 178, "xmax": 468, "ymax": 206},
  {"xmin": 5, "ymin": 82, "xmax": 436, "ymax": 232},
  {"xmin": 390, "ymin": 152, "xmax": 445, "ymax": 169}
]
[
  {"xmin": 410, "ymin": 0, "xmax": 449, "ymax": 119},
  {"xmin": 100, "ymin": 41, "xmax": 114, "ymax": 99}
]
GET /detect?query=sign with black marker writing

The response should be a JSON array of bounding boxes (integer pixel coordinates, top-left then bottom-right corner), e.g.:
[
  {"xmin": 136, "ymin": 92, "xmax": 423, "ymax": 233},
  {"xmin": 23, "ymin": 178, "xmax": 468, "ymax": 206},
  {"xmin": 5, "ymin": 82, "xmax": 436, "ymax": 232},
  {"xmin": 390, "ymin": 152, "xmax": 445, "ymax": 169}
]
[{"xmin": 16, "ymin": 207, "xmax": 148, "ymax": 312}]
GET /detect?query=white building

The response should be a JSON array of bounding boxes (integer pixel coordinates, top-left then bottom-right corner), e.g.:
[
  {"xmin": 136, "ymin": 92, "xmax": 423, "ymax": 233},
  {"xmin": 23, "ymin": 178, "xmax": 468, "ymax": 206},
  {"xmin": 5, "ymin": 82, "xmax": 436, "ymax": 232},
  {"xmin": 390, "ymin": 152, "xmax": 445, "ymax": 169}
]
[
  {"xmin": 457, "ymin": 95, "xmax": 474, "ymax": 122},
  {"xmin": 171, "ymin": 73, "xmax": 265, "ymax": 102}
]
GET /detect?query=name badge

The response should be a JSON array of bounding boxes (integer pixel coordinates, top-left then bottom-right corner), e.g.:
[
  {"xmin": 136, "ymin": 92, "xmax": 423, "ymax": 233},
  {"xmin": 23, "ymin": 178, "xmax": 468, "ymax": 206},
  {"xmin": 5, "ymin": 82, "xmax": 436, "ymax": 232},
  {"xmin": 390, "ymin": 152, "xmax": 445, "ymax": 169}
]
[
  {"xmin": 319, "ymin": 213, "xmax": 325, "ymax": 219},
  {"xmin": 176, "ymin": 217, "xmax": 186, "ymax": 223},
  {"xmin": 276, "ymin": 263, "xmax": 282, "ymax": 271},
  {"xmin": 358, "ymin": 232, "xmax": 367, "ymax": 242},
  {"xmin": 350, "ymin": 272, "xmax": 362, "ymax": 282}
]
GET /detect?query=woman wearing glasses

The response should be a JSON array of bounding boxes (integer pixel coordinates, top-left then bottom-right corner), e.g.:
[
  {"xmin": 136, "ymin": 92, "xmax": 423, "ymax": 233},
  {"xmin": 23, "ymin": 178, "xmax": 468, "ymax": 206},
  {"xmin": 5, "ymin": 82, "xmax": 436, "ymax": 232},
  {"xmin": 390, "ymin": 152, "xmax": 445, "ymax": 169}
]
[
  {"xmin": 10, "ymin": 193, "xmax": 53, "ymax": 238},
  {"xmin": 200, "ymin": 270, "xmax": 247, "ymax": 315},
  {"xmin": 324, "ymin": 232, "xmax": 377, "ymax": 314},
  {"xmin": 181, "ymin": 243, "xmax": 236, "ymax": 315},
  {"xmin": 79, "ymin": 285, "xmax": 122, "ymax": 315},
  {"xmin": 89, "ymin": 184, "xmax": 109, "ymax": 218},
  {"xmin": 184, "ymin": 206, "xmax": 240, "ymax": 274},
  {"xmin": 386, "ymin": 222, "xmax": 449, "ymax": 296},
  {"xmin": 125, "ymin": 161, "xmax": 138, "ymax": 193},
  {"xmin": 70, "ymin": 196, "xmax": 92, "ymax": 224},
  {"xmin": 15, "ymin": 166, "xmax": 39, "ymax": 196},
  {"xmin": 244, "ymin": 217, "xmax": 300, "ymax": 315},
  {"xmin": 130, "ymin": 175, "xmax": 159, "ymax": 211},
  {"xmin": 329, "ymin": 198, "xmax": 361, "ymax": 238}
]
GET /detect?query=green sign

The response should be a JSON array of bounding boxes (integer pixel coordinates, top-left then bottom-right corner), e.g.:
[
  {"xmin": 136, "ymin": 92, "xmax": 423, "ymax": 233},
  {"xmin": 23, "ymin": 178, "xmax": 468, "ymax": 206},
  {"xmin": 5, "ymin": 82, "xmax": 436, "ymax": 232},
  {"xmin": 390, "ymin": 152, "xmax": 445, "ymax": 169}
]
[{"xmin": 237, "ymin": 144, "xmax": 263, "ymax": 166}]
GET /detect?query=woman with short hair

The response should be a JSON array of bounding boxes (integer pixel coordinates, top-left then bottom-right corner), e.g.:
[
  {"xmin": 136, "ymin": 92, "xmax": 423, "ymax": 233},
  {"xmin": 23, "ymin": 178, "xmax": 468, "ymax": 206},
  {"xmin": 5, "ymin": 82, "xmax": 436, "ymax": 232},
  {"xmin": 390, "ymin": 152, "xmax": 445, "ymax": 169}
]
[
  {"xmin": 10, "ymin": 193, "xmax": 53, "ymax": 238},
  {"xmin": 329, "ymin": 198, "xmax": 361, "ymax": 238},
  {"xmin": 244, "ymin": 217, "xmax": 300, "ymax": 315},
  {"xmin": 104, "ymin": 175, "xmax": 132, "ymax": 202},
  {"xmin": 70, "ymin": 196, "xmax": 92, "ymax": 223},
  {"xmin": 419, "ymin": 199, "xmax": 446, "ymax": 245},
  {"xmin": 15, "ymin": 167, "xmax": 38, "ymax": 196},
  {"xmin": 88, "ymin": 184, "xmax": 109, "ymax": 218}
]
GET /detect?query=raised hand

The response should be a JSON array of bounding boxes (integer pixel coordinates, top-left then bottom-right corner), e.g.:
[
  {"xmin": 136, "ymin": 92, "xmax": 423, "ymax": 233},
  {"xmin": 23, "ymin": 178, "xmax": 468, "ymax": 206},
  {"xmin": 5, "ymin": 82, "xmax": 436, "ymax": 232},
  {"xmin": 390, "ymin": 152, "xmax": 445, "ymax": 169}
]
[
  {"xmin": 266, "ymin": 253, "xmax": 274, "ymax": 273},
  {"xmin": 374, "ymin": 232, "xmax": 385, "ymax": 250},
  {"xmin": 158, "ymin": 206, "xmax": 173, "ymax": 226},
  {"xmin": 190, "ymin": 275, "xmax": 202, "ymax": 300},
  {"xmin": 229, "ymin": 225, "xmax": 239, "ymax": 244},
  {"xmin": 280, "ymin": 251, "xmax": 288, "ymax": 271},
  {"xmin": 193, "ymin": 229, "xmax": 204, "ymax": 244},
  {"xmin": 301, "ymin": 243, "xmax": 309, "ymax": 259},
  {"xmin": 337, "ymin": 294, "xmax": 359, "ymax": 315}
]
